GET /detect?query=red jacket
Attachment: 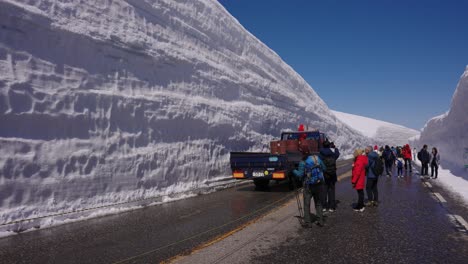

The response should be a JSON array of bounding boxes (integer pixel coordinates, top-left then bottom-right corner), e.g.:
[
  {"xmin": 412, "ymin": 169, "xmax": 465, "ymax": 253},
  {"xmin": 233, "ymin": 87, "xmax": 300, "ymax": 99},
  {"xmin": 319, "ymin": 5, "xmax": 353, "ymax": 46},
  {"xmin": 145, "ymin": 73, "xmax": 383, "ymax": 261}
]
[
  {"xmin": 352, "ymin": 155, "xmax": 368, "ymax": 190},
  {"xmin": 402, "ymin": 144, "xmax": 412, "ymax": 160}
]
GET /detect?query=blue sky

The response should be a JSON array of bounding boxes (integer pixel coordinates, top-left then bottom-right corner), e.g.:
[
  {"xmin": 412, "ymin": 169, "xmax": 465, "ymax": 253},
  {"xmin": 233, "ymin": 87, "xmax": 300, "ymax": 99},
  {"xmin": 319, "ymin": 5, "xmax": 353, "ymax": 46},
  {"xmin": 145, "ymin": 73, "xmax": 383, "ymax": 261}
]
[{"xmin": 218, "ymin": 0, "xmax": 468, "ymax": 130}]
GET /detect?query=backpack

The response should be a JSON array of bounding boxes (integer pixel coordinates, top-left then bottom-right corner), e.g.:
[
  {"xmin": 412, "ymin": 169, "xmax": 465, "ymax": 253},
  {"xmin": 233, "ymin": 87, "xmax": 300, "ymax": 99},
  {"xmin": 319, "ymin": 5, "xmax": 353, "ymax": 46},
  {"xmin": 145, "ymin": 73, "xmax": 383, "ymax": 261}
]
[
  {"xmin": 397, "ymin": 159, "xmax": 403, "ymax": 168},
  {"xmin": 384, "ymin": 150, "xmax": 393, "ymax": 161},
  {"xmin": 372, "ymin": 157, "xmax": 384, "ymax": 176},
  {"xmin": 417, "ymin": 151, "xmax": 422, "ymax": 161},
  {"xmin": 304, "ymin": 155, "xmax": 324, "ymax": 185},
  {"xmin": 322, "ymin": 156, "xmax": 336, "ymax": 179}
]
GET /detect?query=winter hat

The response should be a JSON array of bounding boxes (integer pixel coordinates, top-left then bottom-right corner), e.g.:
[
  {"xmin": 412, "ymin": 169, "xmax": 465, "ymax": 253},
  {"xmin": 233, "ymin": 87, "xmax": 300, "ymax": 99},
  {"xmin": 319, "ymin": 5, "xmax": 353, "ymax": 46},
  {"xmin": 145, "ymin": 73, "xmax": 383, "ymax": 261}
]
[{"xmin": 374, "ymin": 145, "xmax": 378, "ymax": 151}]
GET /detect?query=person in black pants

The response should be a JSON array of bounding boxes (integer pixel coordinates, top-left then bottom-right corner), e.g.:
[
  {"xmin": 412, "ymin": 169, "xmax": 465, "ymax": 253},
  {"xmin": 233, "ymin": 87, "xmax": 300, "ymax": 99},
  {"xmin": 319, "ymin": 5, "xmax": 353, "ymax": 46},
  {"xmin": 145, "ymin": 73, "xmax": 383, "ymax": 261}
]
[
  {"xmin": 418, "ymin": 145, "xmax": 431, "ymax": 176},
  {"xmin": 431, "ymin": 147, "xmax": 440, "ymax": 178},
  {"xmin": 319, "ymin": 141, "xmax": 340, "ymax": 212},
  {"xmin": 365, "ymin": 146, "xmax": 380, "ymax": 206}
]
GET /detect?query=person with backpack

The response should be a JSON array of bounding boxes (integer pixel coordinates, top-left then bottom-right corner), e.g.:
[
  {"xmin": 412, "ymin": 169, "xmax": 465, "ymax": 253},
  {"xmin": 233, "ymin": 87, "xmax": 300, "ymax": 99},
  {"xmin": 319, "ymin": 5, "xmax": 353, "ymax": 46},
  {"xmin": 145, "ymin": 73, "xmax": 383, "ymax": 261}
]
[
  {"xmin": 352, "ymin": 149, "xmax": 368, "ymax": 212},
  {"xmin": 293, "ymin": 155, "xmax": 326, "ymax": 227},
  {"xmin": 319, "ymin": 141, "xmax": 340, "ymax": 212},
  {"xmin": 382, "ymin": 145, "xmax": 395, "ymax": 177},
  {"xmin": 365, "ymin": 146, "xmax": 381, "ymax": 207},
  {"xmin": 430, "ymin": 147, "xmax": 440, "ymax": 179},
  {"xmin": 418, "ymin": 145, "xmax": 431, "ymax": 176},
  {"xmin": 396, "ymin": 157, "xmax": 404, "ymax": 178},
  {"xmin": 401, "ymin": 144, "xmax": 413, "ymax": 172}
]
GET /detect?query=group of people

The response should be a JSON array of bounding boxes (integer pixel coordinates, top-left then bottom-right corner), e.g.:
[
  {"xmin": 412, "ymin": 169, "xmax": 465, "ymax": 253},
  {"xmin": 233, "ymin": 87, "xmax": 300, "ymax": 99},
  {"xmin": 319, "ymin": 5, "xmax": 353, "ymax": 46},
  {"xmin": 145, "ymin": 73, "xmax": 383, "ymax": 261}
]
[
  {"xmin": 351, "ymin": 146, "xmax": 382, "ymax": 212},
  {"xmin": 417, "ymin": 144, "xmax": 441, "ymax": 178},
  {"xmin": 373, "ymin": 143, "xmax": 441, "ymax": 179},
  {"xmin": 351, "ymin": 143, "xmax": 442, "ymax": 212},
  {"xmin": 292, "ymin": 141, "xmax": 441, "ymax": 228}
]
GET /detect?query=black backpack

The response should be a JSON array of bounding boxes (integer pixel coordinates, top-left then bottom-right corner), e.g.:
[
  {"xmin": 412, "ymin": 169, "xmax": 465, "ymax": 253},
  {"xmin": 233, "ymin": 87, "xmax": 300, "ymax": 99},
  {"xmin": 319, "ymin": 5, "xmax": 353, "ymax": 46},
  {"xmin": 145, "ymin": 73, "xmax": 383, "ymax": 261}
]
[
  {"xmin": 372, "ymin": 157, "xmax": 384, "ymax": 176},
  {"xmin": 384, "ymin": 150, "xmax": 393, "ymax": 161},
  {"xmin": 322, "ymin": 156, "xmax": 336, "ymax": 179}
]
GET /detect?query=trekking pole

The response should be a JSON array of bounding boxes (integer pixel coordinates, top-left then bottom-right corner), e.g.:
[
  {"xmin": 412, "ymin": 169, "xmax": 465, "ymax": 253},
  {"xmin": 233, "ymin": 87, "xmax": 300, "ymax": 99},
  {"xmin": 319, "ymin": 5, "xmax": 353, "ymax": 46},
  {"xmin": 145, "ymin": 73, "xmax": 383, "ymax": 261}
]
[{"xmin": 292, "ymin": 174, "xmax": 305, "ymax": 226}]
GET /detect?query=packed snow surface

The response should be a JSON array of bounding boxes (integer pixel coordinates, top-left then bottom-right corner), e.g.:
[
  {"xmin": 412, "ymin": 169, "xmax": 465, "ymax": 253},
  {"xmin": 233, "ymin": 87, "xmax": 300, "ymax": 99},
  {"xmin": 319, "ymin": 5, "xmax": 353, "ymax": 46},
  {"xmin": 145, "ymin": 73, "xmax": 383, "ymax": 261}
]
[
  {"xmin": 0, "ymin": 0, "xmax": 370, "ymax": 235},
  {"xmin": 412, "ymin": 66, "xmax": 468, "ymax": 180},
  {"xmin": 331, "ymin": 110, "xmax": 420, "ymax": 146}
]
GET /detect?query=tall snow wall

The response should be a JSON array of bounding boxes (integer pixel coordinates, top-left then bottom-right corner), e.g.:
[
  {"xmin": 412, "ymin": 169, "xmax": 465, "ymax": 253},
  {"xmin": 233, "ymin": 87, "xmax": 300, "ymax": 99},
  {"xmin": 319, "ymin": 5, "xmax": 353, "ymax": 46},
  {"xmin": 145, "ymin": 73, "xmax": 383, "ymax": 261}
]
[
  {"xmin": 415, "ymin": 66, "xmax": 468, "ymax": 178},
  {"xmin": 0, "ymin": 0, "xmax": 369, "ymax": 227}
]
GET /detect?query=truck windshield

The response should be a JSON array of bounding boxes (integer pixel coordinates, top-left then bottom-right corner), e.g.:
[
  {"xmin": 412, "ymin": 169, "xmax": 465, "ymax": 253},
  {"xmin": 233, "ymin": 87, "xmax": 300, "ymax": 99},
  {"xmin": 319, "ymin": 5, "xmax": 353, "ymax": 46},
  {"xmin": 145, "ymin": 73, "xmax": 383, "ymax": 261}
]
[{"xmin": 281, "ymin": 132, "xmax": 320, "ymax": 140}]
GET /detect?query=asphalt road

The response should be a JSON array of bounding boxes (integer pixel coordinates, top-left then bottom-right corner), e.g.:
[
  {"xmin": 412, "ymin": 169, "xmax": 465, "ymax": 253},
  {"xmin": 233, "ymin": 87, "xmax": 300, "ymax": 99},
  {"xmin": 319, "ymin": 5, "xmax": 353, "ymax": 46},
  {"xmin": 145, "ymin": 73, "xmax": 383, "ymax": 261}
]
[
  {"xmin": 175, "ymin": 162, "xmax": 468, "ymax": 264},
  {"xmin": 0, "ymin": 160, "xmax": 353, "ymax": 264}
]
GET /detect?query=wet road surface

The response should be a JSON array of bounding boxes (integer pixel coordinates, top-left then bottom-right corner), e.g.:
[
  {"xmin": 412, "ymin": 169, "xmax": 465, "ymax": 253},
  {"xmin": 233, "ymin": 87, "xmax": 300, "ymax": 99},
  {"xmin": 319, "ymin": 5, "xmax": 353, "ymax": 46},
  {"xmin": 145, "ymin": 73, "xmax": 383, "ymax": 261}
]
[
  {"xmin": 0, "ymin": 160, "xmax": 352, "ymax": 263},
  {"xmin": 174, "ymin": 162, "xmax": 468, "ymax": 264},
  {"xmin": 218, "ymin": 163, "xmax": 468, "ymax": 264}
]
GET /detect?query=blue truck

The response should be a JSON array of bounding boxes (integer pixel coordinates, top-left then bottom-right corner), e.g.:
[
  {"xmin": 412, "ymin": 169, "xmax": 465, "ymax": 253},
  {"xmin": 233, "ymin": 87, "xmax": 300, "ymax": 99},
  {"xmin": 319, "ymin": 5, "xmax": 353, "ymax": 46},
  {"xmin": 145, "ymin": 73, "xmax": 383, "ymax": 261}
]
[{"xmin": 230, "ymin": 130, "xmax": 326, "ymax": 189}]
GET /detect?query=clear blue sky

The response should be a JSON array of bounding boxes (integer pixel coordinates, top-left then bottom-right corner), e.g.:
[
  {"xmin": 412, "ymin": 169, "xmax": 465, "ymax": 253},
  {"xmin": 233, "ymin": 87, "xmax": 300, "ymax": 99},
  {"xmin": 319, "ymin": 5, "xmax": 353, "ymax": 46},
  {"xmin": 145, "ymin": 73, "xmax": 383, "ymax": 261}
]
[{"xmin": 218, "ymin": 0, "xmax": 468, "ymax": 130}]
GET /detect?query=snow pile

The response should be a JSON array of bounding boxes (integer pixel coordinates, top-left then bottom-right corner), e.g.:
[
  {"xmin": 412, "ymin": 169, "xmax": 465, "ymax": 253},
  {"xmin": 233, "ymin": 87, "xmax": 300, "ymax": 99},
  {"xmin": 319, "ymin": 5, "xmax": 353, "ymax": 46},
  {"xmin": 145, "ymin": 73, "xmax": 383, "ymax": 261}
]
[
  {"xmin": 0, "ymin": 0, "xmax": 370, "ymax": 234},
  {"xmin": 413, "ymin": 159, "xmax": 468, "ymax": 206},
  {"xmin": 412, "ymin": 66, "xmax": 468, "ymax": 179},
  {"xmin": 332, "ymin": 110, "xmax": 420, "ymax": 146}
]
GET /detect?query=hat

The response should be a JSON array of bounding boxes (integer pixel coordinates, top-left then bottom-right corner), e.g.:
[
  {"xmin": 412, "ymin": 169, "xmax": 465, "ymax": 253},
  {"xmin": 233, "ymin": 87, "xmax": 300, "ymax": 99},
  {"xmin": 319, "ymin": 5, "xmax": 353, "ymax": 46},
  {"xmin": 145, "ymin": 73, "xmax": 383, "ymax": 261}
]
[{"xmin": 374, "ymin": 145, "xmax": 378, "ymax": 150}]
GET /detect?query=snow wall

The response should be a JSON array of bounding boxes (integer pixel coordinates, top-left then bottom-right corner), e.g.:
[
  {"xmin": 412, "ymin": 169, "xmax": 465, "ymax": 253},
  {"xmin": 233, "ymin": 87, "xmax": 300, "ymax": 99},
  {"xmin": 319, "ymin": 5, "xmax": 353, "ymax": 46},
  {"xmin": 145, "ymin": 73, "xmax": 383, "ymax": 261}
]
[
  {"xmin": 0, "ymin": 0, "xmax": 370, "ymax": 229},
  {"xmin": 413, "ymin": 66, "xmax": 468, "ymax": 179}
]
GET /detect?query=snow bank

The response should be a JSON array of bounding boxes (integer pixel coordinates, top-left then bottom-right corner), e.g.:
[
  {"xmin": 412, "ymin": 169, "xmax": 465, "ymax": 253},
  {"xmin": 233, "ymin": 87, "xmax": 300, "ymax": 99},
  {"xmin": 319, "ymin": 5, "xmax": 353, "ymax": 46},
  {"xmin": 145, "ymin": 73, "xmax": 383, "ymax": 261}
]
[
  {"xmin": 0, "ymin": 0, "xmax": 370, "ymax": 234},
  {"xmin": 332, "ymin": 110, "xmax": 420, "ymax": 146},
  {"xmin": 412, "ymin": 66, "xmax": 468, "ymax": 179}
]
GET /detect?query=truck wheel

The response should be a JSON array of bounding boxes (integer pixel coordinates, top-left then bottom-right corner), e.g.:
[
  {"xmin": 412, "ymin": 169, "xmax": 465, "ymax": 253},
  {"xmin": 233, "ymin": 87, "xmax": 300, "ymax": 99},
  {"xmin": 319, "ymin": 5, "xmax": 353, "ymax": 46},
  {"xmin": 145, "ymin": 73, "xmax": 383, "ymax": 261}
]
[{"xmin": 254, "ymin": 179, "xmax": 270, "ymax": 190}]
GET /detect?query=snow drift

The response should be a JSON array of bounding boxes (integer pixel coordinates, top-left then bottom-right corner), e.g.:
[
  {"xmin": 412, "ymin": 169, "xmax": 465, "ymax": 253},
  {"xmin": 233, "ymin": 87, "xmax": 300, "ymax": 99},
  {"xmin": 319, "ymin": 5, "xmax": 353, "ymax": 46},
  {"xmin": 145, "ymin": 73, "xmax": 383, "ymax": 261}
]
[
  {"xmin": 331, "ymin": 110, "xmax": 420, "ymax": 146},
  {"xmin": 413, "ymin": 66, "xmax": 468, "ymax": 179},
  {"xmin": 0, "ymin": 0, "xmax": 370, "ymax": 232}
]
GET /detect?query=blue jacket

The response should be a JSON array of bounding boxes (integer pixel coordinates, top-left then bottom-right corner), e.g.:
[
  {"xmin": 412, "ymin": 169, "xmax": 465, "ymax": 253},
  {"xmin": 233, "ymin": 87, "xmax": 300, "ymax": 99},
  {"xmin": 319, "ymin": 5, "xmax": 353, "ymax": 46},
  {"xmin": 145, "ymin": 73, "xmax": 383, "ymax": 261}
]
[
  {"xmin": 366, "ymin": 151, "xmax": 379, "ymax": 179},
  {"xmin": 293, "ymin": 155, "xmax": 326, "ymax": 180}
]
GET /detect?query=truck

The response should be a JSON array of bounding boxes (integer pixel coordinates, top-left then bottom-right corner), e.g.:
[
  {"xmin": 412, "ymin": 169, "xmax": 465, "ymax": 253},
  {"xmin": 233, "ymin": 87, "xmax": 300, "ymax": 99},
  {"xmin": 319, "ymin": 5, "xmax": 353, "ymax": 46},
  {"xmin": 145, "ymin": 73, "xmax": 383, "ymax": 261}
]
[{"xmin": 230, "ymin": 129, "xmax": 327, "ymax": 189}]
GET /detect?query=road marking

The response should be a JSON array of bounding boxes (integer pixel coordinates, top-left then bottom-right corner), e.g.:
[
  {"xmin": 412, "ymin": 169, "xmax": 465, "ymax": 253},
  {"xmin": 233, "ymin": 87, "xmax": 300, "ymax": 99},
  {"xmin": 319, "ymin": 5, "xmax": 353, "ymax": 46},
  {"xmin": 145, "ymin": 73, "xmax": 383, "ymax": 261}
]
[
  {"xmin": 453, "ymin": 215, "xmax": 468, "ymax": 231},
  {"xmin": 425, "ymin": 182, "xmax": 432, "ymax": 188},
  {"xmin": 433, "ymin": 193, "xmax": 447, "ymax": 203}
]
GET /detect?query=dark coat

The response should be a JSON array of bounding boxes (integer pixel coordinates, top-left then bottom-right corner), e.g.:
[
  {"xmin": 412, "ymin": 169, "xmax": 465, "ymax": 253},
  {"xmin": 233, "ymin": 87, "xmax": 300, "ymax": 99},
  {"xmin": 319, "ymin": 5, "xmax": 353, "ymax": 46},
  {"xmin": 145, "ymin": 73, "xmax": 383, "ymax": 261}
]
[
  {"xmin": 319, "ymin": 147, "xmax": 339, "ymax": 183},
  {"xmin": 419, "ymin": 148, "xmax": 431, "ymax": 163},
  {"xmin": 366, "ymin": 151, "xmax": 379, "ymax": 179}
]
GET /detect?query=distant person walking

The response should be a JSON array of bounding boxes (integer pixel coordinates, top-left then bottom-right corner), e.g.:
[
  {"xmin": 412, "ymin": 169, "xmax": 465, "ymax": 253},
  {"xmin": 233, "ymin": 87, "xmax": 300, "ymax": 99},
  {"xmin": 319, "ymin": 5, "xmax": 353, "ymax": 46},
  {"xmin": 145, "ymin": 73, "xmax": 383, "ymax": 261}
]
[
  {"xmin": 382, "ymin": 145, "xmax": 395, "ymax": 177},
  {"xmin": 431, "ymin": 147, "xmax": 440, "ymax": 179},
  {"xmin": 365, "ymin": 146, "xmax": 381, "ymax": 207},
  {"xmin": 413, "ymin": 147, "xmax": 417, "ymax": 160},
  {"xmin": 319, "ymin": 141, "xmax": 340, "ymax": 212},
  {"xmin": 402, "ymin": 144, "xmax": 413, "ymax": 172},
  {"xmin": 418, "ymin": 145, "xmax": 431, "ymax": 176},
  {"xmin": 352, "ymin": 149, "xmax": 367, "ymax": 212},
  {"xmin": 396, "ymin": 157, "xmax": 404, "ymax": 178}
]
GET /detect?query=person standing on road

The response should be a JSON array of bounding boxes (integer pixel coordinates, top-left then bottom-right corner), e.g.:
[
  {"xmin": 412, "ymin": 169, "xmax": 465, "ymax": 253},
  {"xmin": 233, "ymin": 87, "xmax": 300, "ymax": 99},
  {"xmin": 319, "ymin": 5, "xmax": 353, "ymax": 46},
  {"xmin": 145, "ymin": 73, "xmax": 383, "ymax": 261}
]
[
  {"xmin": 430, "ymin": 147, "xmax": 440, "ymax": 179},
  {"xmin": 365, "ymin": 146, "xmax": 380, "ymax": 207},
  {"xmin": 402, "ymin": 144, "xmax": 413, "ymax": 172},
  {"xmin": 382, "ymin": 145, "xmax": 395, "ymax": 177},
  {"xmin": 418, "ymin": 145, "xmax": 431, "ymax": 176},
  {"xmin": 319, "ymin": 141, "xmax": 340, "ymax": 213},
  {"xmin": 396, "ymin": 157, "xmax": 404, "ymax": 178},
  {"xmin": 293, "ymin": 155, "xmax": 326, "ymax": 227},
  {"xmin": 352, "ymin": 149, "xmax": 367, "ymax": 212}
]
